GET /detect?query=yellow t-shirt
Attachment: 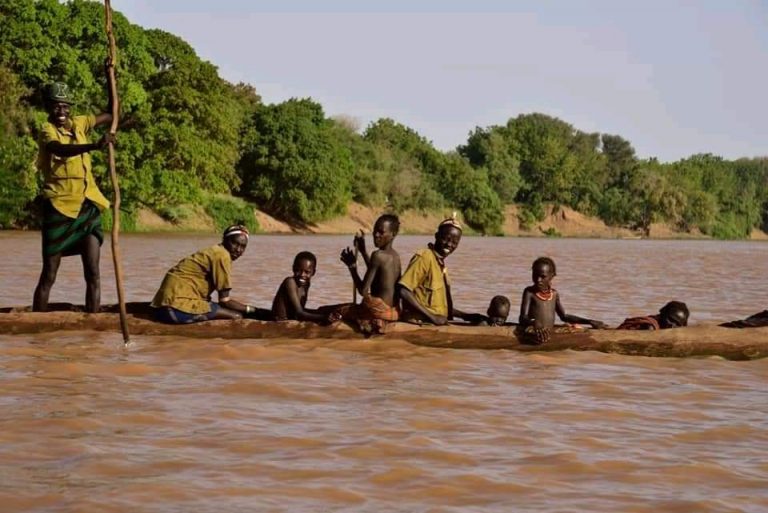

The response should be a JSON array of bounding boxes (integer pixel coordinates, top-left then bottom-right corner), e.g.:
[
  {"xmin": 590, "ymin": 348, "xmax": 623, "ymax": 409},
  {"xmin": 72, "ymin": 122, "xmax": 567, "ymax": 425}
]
[
  {"xmin": 151, "ymin": 244, "xmax": 233, "ymax": 314},
  {"xmin": 37, "ymin": 114, "xmax": 110, "ymax": 218},
  {"xmin": 398, "ymin": 248, "xmax": 450, "ymax": 317}
]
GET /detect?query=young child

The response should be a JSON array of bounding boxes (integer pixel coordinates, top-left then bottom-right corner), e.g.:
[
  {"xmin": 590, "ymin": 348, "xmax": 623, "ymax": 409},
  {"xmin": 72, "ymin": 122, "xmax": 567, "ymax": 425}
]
[
  {"xmin": 338, "ymin": 214, "xmax": 402, "ymax": 332},
  {"xmin": 486, "ymin": 295, "xmax": 511, "ymax": 326},
  {"xmin": 464, "ymin": 295, "xmax": 511, "ymax": 326},
  {"xmin": 271, "ymin": 251, "xmax": 338, "ymax": 324},
  {"xmin": 518, "ymin": 257, "xmax": 606, "ymax": 344},
  {"xmin": 617, "ymin": 301, "xmax": 690, "ymax": 330}
]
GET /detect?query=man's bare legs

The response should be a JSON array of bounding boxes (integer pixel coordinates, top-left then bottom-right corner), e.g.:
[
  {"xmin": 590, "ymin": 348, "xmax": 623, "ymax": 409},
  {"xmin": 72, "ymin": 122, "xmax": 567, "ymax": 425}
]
[
  {"xmin": 33, "ymin": 252, "xmax": 62, "ymax": 312},
  {"xmin": 81, "ymin": 234, "xmax": 101, "ymax": 313}
]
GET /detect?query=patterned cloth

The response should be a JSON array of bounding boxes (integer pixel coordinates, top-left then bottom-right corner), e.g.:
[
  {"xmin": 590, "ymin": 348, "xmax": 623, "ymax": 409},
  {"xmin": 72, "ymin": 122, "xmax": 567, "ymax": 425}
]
[
  {"xmin": 42, "ymin": 199, "xmax": 103, "ymax": 257},
  {"xmin": 337, "ymin": 294, "xmax": 399, "ymax": 334},
  {"xmin": 616, "ymin": 315, "xmax": 661, "ymax": 330}
]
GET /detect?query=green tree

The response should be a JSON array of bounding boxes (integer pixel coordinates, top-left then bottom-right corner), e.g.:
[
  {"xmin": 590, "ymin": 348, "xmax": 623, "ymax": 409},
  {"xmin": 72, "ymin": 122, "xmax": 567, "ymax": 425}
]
[
  {"xmin": 601, "ymin": 134, "xmax": 638, "ymax": 189},
  {"xmin": 440, "ymin": 153, "xmax": 503, "ymax": 234},
  {"xmin": 238, "ymin": 98, "xmax": 354, "ymax": 223},
  {"xmin": 363, "ymin": 119, "xmax": 503, "ymax": 233},
  {"xmin": 360, "ymin": 118, "xmax": 446, "ymax": 212},
  {"xmin": 460, "ymin": 126, "xmax": 522, "ymax": 204},
  {"xmin": 506, "ymin": 114, "xmax": 580, "ymax": 206},
  {"xmin": 0, "ymin": 65, "xmax": 37, "ymax": 228}
]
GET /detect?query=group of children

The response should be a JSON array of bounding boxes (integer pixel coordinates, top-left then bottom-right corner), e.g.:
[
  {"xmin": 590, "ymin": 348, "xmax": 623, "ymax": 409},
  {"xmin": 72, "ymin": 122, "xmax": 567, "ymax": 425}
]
[
  {"xmin": 226, "ymin": 214, "xmax": 691, "ymax": 344},
  {"xmin": 260, "ymin": 214, "xmax": 403, "ymax": 332},
  {"xmin": 149, "ymin": 215, "xmax": 692, "ymax": 343}
]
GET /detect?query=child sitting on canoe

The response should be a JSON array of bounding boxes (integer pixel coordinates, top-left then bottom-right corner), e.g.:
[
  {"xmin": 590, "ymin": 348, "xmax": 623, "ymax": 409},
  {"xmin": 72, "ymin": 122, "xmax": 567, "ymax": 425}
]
[
  {"xmin": 486, "ymin": 295, "xmax": 511, "ymax": 326},
  {"xmin": 337, "ymin": 214, "xmax": 402, "ymax": 333},
  {"xmin": 617, "ymin": 301, "xmax": 689, "ymax": 330},
  {"xmin": 464, "ymin": 295, "xmax": 511, "ymax": 326},
  {"xmin": 517, "ymin": 256, "xmax": 606, "ymax": 344},
  {"xmin": 271, "ymin": 251, "xmax": 340, "ymax": 324}
]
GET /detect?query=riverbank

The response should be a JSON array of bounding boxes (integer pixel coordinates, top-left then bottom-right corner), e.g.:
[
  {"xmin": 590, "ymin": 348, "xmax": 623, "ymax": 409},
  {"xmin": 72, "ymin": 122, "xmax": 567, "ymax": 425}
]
[{"xmin": 133, "ymin": 202, "xmax": 768, "ymax": 239}]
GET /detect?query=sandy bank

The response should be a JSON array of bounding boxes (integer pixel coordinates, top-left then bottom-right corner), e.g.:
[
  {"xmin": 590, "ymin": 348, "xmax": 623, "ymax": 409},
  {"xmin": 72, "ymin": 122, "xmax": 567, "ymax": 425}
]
[{"xmin": 132, "ymin": 202, "xmax": 767, "ymax": 240}]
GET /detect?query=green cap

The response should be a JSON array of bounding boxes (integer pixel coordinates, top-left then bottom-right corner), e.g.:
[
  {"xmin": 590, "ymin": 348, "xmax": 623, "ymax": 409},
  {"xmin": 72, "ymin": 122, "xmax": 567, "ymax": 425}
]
[{"xmin": 44, "ymin": 82, "xmax": 74, "ymax": 104}]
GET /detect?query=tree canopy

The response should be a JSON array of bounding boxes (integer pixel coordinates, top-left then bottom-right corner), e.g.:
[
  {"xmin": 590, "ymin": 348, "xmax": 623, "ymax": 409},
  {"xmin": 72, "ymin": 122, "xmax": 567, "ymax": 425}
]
[{"xmin": 0, "ymin": 0, "xmax": 765, "ymax": 237}]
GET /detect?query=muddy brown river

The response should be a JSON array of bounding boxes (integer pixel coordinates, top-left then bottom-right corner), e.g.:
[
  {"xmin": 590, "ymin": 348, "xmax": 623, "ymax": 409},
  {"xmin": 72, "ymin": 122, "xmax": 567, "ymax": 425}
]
[{"xmin": 0, "ymin": 232, "xmax": 766, "ymax": 512}]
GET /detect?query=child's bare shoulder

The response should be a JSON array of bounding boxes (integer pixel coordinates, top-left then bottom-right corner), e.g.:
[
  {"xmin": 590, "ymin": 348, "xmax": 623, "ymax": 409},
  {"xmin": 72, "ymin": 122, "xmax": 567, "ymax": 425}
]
[
  {"xmin": 372, "ymin": 248, "xmax": 398, "ymax": 262},
  {"xmin": 279, "ymin": 276, "xmax": 296, "ymax": 290}
]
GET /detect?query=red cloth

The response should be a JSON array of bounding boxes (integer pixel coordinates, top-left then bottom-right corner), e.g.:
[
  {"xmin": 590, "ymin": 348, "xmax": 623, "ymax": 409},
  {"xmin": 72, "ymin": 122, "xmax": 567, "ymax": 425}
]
[
  {"xmin": 337, "ymin": 294, "xmax": 399, "ymax": 334},
  {"xmin": 616, "ymin": 315, "xmax": 660, "ymax": 330}
]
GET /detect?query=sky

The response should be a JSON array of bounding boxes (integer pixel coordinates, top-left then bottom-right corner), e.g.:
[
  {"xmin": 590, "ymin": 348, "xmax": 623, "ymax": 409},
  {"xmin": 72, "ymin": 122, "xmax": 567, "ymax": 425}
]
[{"xmin": 115, "ymin": 0, "xmax": 767, "ymax": 162}]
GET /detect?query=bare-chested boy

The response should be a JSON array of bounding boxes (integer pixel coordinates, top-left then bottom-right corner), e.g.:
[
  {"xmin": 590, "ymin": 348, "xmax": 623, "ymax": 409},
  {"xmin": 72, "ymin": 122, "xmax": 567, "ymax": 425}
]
[
  {"xmin": 518, "ymin": 257, "xmax": 606, "ymax": 344},
  {"xmin": 271, "ymin": 251, "xmax": 337, "ymax": 324},
  {"xmin": 338, "ymin": 214, "xmax": 402, "ymax": 332}
]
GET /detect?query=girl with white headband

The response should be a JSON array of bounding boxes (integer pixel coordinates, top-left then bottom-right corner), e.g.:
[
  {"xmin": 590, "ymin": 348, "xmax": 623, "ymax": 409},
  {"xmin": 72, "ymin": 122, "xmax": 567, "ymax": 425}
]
[{"xmin": 150, "ymin": 224, "xmax": 257, "ymax": 324}]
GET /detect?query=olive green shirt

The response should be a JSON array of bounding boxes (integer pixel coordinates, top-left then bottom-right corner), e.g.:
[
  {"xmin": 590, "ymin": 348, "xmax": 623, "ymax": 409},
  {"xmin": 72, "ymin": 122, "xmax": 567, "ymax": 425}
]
[
  {"xmin": 37, "ymin": 114, "xmax": 110, "ymax": 218},
  {"xmin": 398, "ymin": 248, "xmax": 450, "ymax": 318},
  {"xmin": 151, "ymin": 244, "xmax": 233, "ymax": 314}
]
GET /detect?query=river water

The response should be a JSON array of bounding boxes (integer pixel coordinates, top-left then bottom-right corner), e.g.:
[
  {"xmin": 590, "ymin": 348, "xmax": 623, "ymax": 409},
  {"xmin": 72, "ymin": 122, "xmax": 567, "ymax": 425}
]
[{"xmin": 0, "ymin": 232, "xmax": 766, "ymax": 512}]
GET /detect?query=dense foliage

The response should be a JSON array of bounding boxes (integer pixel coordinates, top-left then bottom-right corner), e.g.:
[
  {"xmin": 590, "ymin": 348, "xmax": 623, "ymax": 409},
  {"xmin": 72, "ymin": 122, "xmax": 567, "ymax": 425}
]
[{"xmin": 1, "ymin": 0, "xmax": 766, "ymax": 237}]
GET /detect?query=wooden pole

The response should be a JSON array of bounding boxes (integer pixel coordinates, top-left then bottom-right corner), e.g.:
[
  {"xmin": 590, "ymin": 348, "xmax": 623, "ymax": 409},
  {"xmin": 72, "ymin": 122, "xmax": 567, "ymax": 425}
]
[
  {"xmin": 104, "ymin": 0, "xmax": 129, "ymax": 343},
  {"xmin": 353, "ymin": 230, "xmax": 362, "ymax": 304}
]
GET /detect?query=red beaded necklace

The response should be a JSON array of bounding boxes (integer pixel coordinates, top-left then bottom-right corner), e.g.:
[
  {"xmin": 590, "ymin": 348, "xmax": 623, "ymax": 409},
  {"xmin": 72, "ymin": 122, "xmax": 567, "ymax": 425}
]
[{"xmin": 535, "ymin": 289, "xmax": 554, "ymax": 301}]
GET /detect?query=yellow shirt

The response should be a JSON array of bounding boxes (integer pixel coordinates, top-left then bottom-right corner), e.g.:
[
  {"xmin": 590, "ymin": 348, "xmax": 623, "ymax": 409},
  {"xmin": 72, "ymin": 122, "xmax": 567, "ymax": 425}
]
[
  {"xmin": 37, "ymin": 114, "xmax": 110, "ymax": 218},
  {"xmin": 398, "ymin": 248, "xmax": 450, "ymax": 317},
  {"xmin": 151, "ymin": 244, "xmax": 233, "ymax": 314}
]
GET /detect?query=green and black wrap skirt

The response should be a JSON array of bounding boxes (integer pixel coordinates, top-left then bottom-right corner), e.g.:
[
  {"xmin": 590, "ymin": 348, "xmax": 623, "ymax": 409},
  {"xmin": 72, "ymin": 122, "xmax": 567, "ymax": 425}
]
[{"xmin": 42, "ymin": 200, "xmax": 104, "ymax": 256}]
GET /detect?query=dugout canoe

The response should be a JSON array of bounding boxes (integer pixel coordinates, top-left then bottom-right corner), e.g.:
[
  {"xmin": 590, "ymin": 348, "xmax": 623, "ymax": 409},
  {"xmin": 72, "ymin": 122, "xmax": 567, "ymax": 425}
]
[{"xmin": 1, "ymin": 303, "xmax": 766, "ymax": 360}]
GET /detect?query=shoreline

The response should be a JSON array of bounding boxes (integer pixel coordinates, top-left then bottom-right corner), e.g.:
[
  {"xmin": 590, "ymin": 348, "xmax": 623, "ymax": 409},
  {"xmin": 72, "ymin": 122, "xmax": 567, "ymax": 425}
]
[
  {"xmin": 5, "ymin": 202, "xmax": 768, "ymax": 240},
  {"xmin": 115, "ymin": 203, "xmax": 768, "ymax": 241}
]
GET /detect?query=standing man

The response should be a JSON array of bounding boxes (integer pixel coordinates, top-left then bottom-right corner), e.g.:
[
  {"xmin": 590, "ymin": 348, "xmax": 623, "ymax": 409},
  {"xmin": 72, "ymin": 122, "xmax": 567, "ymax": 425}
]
[{"xmin": 33, "ymin": 77, "xmax": 115, "ymax": 312}]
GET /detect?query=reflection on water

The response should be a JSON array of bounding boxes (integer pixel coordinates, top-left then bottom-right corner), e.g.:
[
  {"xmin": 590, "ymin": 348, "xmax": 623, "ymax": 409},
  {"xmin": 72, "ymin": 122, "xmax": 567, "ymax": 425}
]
[{"xmin": 0, "ymin": 232, "xmax": 767, "ymax": 512}]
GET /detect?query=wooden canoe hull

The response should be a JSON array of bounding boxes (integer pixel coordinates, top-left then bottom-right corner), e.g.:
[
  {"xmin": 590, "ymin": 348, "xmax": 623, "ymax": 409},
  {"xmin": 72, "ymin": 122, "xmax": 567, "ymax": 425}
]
[{"xmin": 1, "ymin": 304, "xmax": 766, "ymax": 361}]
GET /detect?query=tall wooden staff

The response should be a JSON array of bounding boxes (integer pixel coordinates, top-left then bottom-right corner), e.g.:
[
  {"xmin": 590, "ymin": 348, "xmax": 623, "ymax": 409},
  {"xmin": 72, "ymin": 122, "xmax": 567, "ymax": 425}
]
[
  {"xmin": 353, "ymin": 232, "xmax": 359, "ymax": 304},
  {"xmin": 104, "ymin": 0, "xmax": 129, "ymax": 343}
]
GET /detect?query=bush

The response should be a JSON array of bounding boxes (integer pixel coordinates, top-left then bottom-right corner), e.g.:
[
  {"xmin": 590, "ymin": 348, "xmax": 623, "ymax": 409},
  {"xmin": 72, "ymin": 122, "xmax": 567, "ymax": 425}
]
[
  {"xmin": 203, "ymin": 195, "xmax": 258, "ymax": 233},
  {"xmin": 238, "ymin": 99, "xmax": 353, "ymax": 223},
  {"xmin": 518, "ymin": 202, "xmax": 546, "ymax": 230},
  {"xmin": 100, "ymin": 207, "xmax": 138, "ymax": 233},
  {"xmin": 156, "ymin": 204, "xmax": 194, "ymax": 224},
  {"xmin": 541, "ymin": 227, "xmax": 561, "ymax": 237}
]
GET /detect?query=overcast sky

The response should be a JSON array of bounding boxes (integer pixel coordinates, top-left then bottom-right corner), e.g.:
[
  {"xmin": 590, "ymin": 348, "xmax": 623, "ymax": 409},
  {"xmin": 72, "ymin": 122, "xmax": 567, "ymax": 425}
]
[{"xmin": 116, "ymin": 0, "xmax": 767, "ymax": 162}]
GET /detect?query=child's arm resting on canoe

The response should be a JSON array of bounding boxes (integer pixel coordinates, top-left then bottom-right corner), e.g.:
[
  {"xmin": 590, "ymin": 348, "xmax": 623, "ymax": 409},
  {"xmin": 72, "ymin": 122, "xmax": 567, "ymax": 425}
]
[{"xmin": 555, "ymin": 294, "xmax": 607, "ymax": 329}]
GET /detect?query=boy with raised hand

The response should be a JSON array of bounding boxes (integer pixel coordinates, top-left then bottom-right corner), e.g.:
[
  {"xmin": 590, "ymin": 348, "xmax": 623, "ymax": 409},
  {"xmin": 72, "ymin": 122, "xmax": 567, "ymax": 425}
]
[{"xmin": 339, "ymin": 214, "xmax": 402, "ymax": 332}]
